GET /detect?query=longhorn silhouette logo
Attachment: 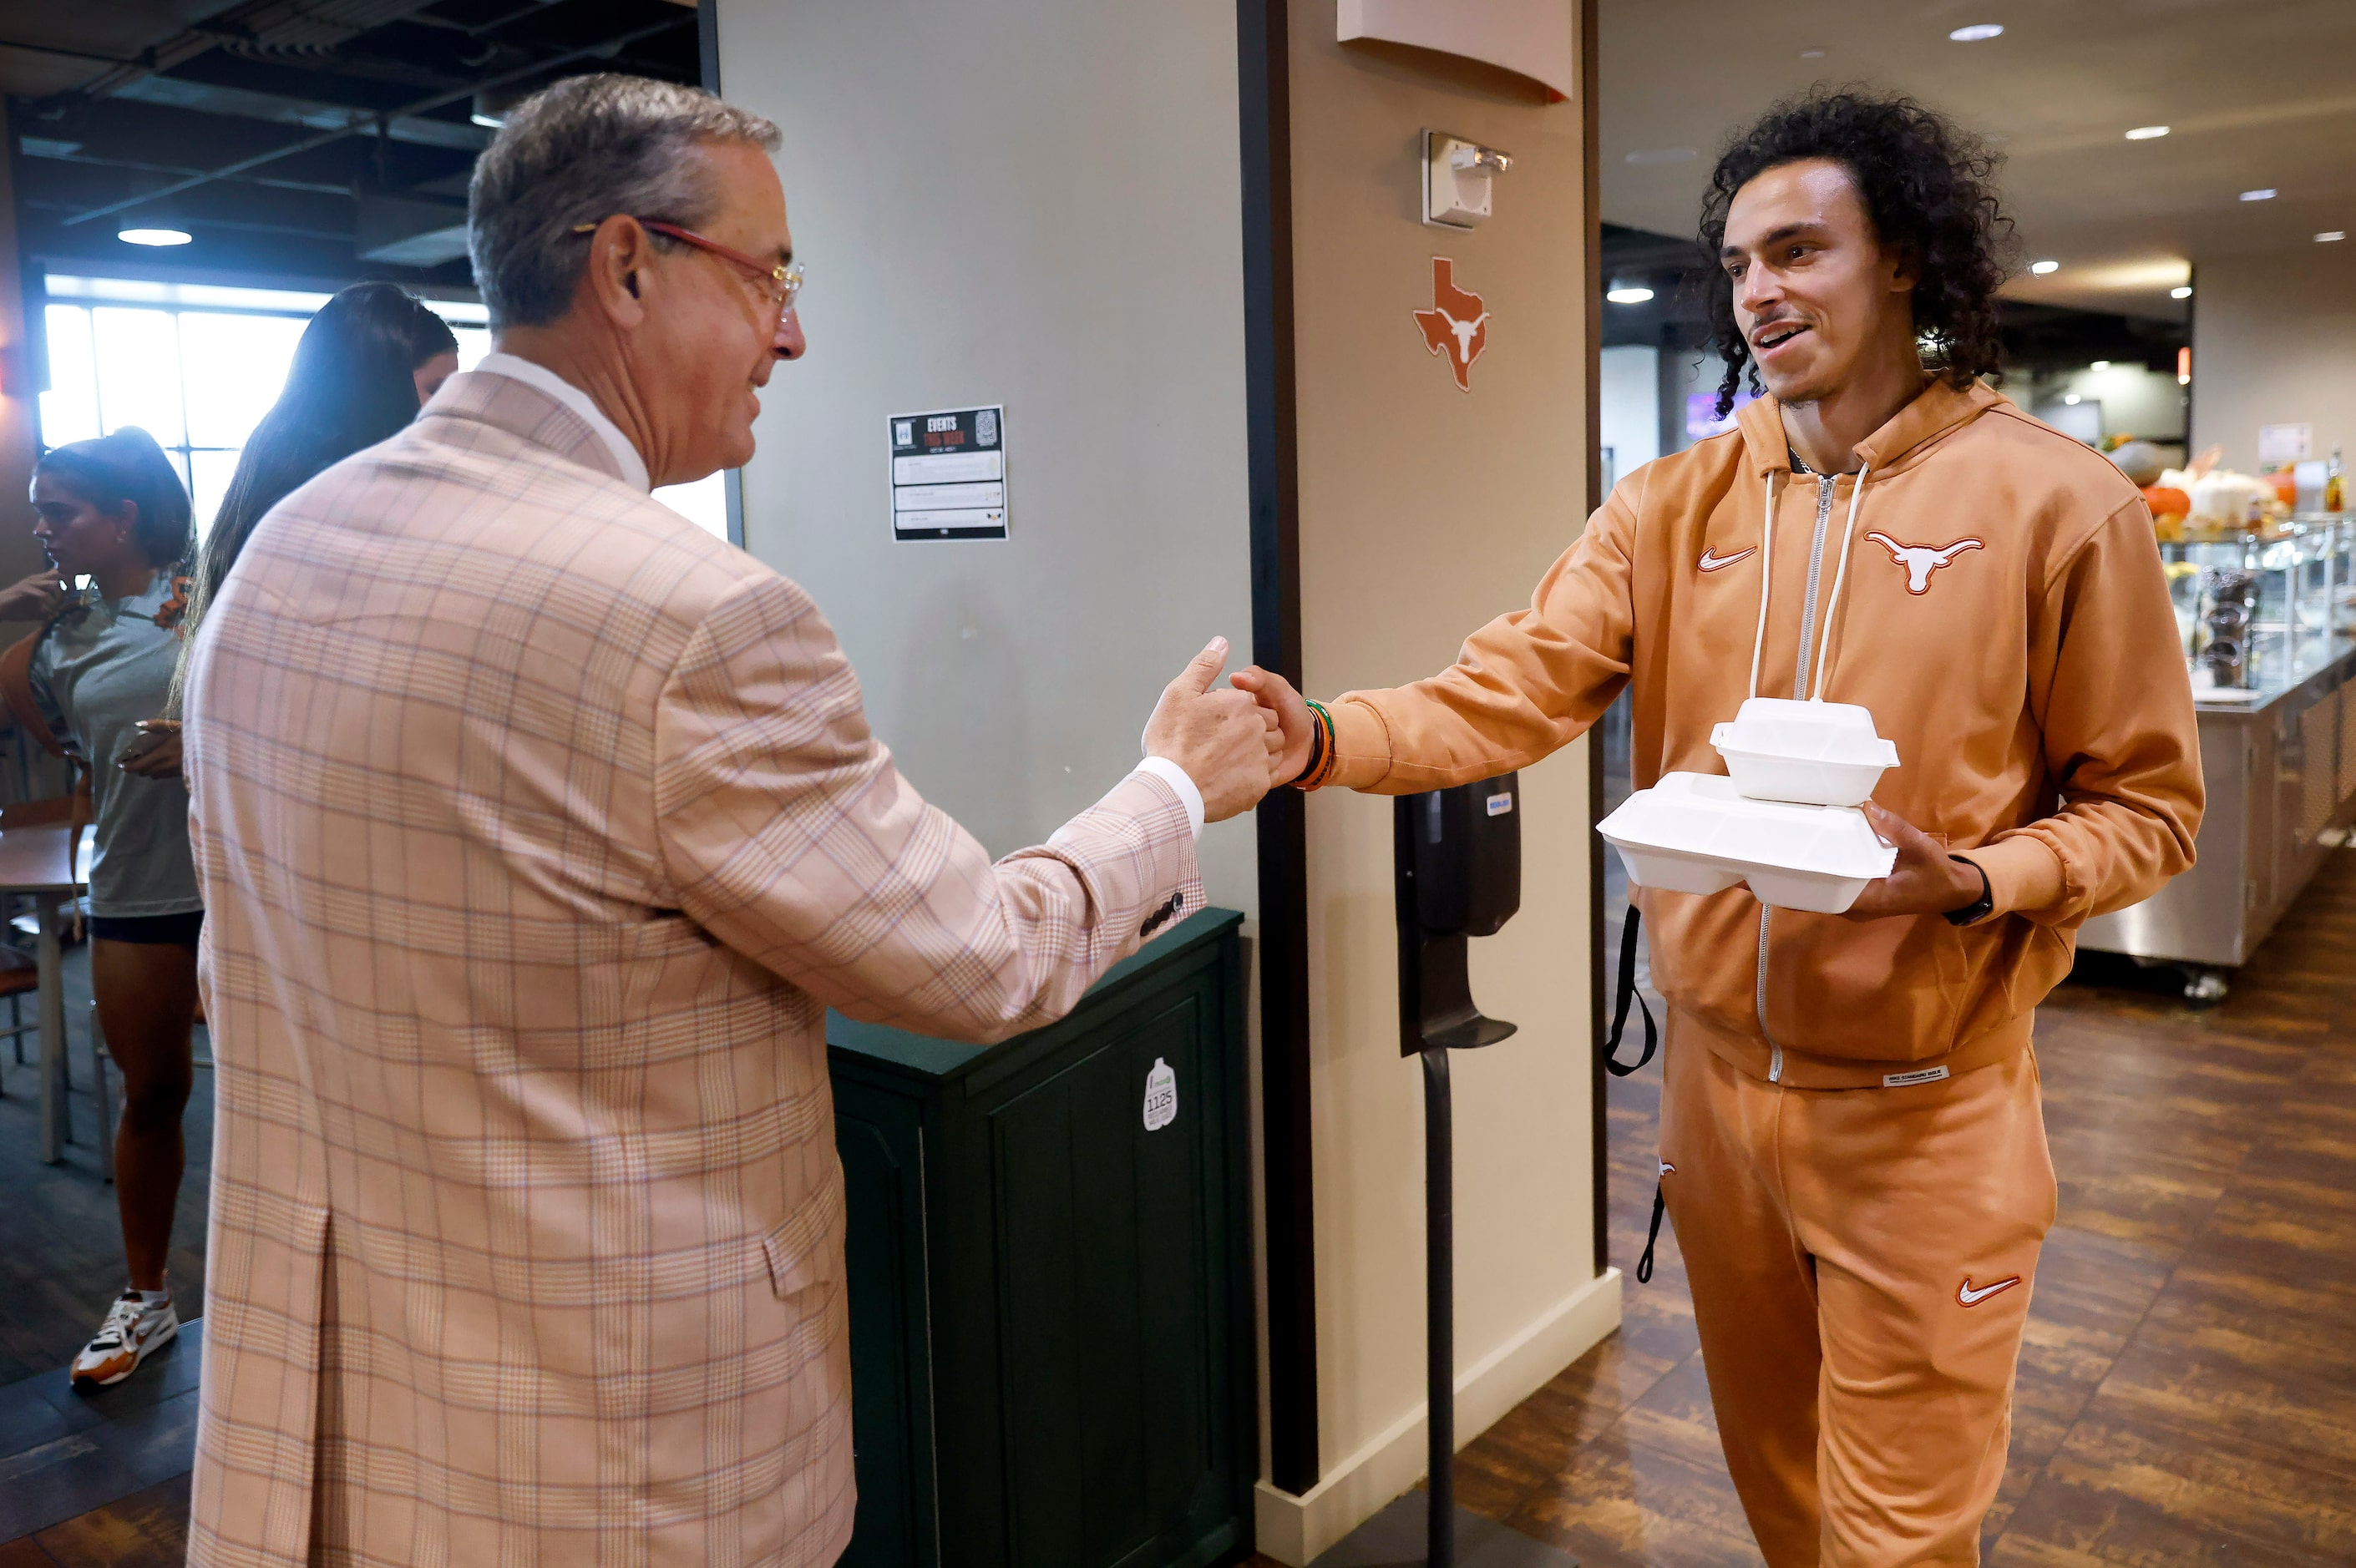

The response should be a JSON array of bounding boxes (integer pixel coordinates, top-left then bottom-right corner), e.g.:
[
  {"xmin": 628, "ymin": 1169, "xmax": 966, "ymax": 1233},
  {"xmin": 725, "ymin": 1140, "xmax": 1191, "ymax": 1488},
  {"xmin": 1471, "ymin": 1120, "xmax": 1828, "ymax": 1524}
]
[
  {"xmin": 1413, "ymin": 257, "xmax": 1489, "ymax": 392},
  {"xmin": 1866, "ymin": 532, "xmax": 1984, "ymax": 594}
]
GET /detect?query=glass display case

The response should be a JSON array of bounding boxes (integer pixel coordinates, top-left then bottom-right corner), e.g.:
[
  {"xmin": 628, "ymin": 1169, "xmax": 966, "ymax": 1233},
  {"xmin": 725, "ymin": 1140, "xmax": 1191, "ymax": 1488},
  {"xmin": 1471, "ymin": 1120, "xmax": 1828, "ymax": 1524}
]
[
  {"xmin": 2083, "ymin": 513, "xmax": 2356, "ymax": 998},
  {"xmin": 2160, "ymin": 515, "xmax": 2355, "ymax": 699}
]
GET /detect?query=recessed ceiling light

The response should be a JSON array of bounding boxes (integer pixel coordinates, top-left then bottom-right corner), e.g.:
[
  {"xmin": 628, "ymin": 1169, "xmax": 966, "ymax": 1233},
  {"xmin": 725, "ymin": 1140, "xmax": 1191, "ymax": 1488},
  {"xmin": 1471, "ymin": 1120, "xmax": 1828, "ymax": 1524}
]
[
  {"xmin": 2064, "ymin": 394, "xmax": 2082, "ymax": 405},
  {"xmin": 2318, "ymin": 231, "xmax": 2348, "ymax": 243},
  {"xmin": 1948, "ymin": 23, "xmax": 2004, "ymax": 41},
  {"xmin": 2171, "ymin": 286, "xmax": 2193, "ymax": 300},
  {"xmin": 1798, "ymin": 47, "xmax": 1827, "ymax": 58},
  {"xmin": 1606, "ymin": 286, "xmax": 1655, "ymax": 305},
  {"xmin": 1624, "ymin": 148, "xmax": 1697, "ymax": 165},
  {"xmin": 2241, "ymin": 189, "xmax": 2277, "ymax": 201},
  {"xmin": 2125, "ymin": 125, "xmax": 2170, "ymax": 140},
  {"xmin": 117, "ymin": 226, "xmax": 191, "ymax": 246},
  {"xmin": 2029, "ymin": 260, "xmax": 2060, "ymax": 275},
  {"xmin": 2090, "ymin": 361, "xmax": 2110, "ymax": 371}
]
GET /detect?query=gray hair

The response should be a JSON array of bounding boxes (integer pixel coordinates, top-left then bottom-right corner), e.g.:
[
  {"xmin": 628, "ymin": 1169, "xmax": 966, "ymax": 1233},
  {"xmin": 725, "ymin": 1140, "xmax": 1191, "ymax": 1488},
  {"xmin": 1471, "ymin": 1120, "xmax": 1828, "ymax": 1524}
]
[{"xmin": 468, "ymin": 74, "xmax": 782, "ymax": 329}]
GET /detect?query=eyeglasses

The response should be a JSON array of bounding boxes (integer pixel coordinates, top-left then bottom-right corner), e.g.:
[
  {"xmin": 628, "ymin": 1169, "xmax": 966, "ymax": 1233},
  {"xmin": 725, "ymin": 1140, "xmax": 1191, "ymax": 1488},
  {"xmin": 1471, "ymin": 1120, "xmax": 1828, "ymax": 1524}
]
[{"xmin": 570, "ymin": 216, "xmax": 804, "ymax": 318}]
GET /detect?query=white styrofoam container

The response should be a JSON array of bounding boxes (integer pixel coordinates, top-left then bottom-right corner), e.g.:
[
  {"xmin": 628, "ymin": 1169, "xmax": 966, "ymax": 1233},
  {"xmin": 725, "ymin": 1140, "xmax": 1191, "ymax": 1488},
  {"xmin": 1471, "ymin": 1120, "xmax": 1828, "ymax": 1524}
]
[
  {"xmin": 1597, "ymin": 772, "xmax": 1897, "ymax": 914},
  {"xmin": 1709, "ymin": 697, "xmax": 1900, "ymax": 807}
]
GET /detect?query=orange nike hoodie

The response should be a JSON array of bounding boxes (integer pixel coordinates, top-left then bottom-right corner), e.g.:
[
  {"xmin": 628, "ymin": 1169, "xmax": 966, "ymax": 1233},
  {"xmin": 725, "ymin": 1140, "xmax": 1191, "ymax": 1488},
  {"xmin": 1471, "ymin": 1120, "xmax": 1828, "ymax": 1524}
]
[{"xmin": 1318, "ymin": 377, "xmax": 2204, "ymax": 1087}]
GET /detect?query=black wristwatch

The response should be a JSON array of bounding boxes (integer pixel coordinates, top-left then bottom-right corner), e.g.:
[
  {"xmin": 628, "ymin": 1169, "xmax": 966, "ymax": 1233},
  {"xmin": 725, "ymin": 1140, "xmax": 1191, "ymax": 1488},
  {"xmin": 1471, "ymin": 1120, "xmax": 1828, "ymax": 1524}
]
[{"xmin": 1943, "ymin": 856, "xmax": 1993, "ymax": 927}]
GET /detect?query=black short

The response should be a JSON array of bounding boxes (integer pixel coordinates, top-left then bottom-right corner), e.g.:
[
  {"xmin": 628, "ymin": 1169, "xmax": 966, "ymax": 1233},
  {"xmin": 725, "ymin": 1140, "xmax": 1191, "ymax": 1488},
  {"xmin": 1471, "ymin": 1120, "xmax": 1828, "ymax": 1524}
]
[{"xmin": 89, "ymin": 911, "xmax": 205, "ymax": 949}]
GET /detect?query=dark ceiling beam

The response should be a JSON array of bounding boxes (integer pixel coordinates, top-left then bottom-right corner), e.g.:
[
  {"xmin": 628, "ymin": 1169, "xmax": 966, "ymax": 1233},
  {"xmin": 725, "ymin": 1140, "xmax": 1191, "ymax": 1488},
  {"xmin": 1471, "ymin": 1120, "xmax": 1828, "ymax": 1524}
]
[
  {"xmin": 114, "ymin": 73, "xmax": 489, "ymax": 152},
  {"xmin": 61, "ymin": 11, "xmax": 694, "ymax": 228},
  {"xmin": 19, "ymin": 195, "xmax": 351, "ymax": 245},
  {"xmin": 22, "ymin": 147, "xmax": 351, "ymax": 200}
]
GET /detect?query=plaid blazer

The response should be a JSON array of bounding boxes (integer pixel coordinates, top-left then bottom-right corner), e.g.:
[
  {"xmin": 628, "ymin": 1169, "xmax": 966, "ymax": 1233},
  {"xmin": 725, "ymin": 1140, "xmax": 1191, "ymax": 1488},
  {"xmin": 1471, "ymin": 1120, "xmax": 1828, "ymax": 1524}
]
[{"xmin": 181, "ymin": 370, "xmax": 1202, "ymax": 1567}]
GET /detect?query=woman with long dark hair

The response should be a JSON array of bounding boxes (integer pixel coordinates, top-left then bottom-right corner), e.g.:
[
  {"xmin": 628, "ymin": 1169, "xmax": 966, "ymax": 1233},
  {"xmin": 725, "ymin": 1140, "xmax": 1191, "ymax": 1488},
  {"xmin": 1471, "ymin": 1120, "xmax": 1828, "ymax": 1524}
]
[
  {"xmin": 0, "ymin": 427, "xmax": 203, "ymax": 1385},
  {"xmin": 155, "ymin": 283, "xmax": 459, "ymax": 726}
]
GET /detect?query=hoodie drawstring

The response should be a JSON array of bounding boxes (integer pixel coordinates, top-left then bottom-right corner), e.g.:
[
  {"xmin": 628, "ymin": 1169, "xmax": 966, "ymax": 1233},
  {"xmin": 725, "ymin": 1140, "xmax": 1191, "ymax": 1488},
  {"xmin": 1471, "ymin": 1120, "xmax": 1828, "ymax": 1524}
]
[
  {"xmin": 1746, "ymin": 469, "xmax": 1777, "ymax": 700},
  {"xmin": 1745, "ymin": 463, "xmax": 1872, "ymax": 703}
]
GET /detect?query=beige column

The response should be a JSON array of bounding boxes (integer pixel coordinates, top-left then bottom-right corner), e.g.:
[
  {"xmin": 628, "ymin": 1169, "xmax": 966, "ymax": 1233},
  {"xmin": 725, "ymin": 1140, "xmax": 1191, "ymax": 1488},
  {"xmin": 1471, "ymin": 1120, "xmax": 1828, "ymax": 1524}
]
[{"xmin": 1254, "ymin": 7, "xmax": 1614, "ymax": 1560}]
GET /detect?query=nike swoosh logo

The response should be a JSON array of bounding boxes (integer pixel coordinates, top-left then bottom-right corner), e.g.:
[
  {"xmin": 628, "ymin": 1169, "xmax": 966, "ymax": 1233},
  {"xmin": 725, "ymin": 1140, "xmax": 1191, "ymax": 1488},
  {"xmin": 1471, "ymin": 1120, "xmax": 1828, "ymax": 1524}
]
[
  {"xmin": 1958, "ymin": 1276, "xmax": 2022, "ymax": 1307},
  {"xmin": 1698, "ymin": 547, "xmax": 1756, "ymax": 573}
]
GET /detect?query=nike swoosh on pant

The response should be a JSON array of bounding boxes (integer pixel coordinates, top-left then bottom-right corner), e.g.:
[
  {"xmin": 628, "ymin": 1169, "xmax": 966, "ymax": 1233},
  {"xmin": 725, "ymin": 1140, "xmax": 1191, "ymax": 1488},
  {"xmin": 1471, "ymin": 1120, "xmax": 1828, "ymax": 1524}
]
[
  {"xmin": 1698, "ymin": 548, "xmax": 1756, "ymax": 572},
  {"xmin": 1958, "ymin": 1276, "xmax": 2022, "ymax": 1307}
]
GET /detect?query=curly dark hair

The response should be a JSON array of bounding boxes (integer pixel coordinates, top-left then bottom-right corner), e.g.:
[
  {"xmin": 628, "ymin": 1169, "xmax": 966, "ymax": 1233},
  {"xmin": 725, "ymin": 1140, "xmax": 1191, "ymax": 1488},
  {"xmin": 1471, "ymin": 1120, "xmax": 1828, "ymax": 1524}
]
[{"xmin": 1699, "ymin": 88, "xmax": 2017, "ymax": 417}]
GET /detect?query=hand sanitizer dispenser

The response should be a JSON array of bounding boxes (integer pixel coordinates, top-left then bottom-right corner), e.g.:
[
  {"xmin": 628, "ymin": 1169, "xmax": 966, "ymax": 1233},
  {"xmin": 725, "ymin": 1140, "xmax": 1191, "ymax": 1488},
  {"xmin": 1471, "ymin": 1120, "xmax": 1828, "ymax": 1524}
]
[
  {"xmin": 1393, "ymin": 772, "xmax": 1523, "ymax": 1568},
  {"xmin": 1396, "ymin": 773, "xmax": 1522, "ymax": 1055}
]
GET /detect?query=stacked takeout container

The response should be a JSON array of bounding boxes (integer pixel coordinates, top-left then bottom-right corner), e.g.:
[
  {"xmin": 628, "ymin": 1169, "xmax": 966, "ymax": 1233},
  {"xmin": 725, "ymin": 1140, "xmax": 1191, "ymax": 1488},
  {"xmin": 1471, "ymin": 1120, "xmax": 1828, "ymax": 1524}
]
[{"xmin": 1597, "ymin": 699, "xmax": 1900, "ymax": 914}]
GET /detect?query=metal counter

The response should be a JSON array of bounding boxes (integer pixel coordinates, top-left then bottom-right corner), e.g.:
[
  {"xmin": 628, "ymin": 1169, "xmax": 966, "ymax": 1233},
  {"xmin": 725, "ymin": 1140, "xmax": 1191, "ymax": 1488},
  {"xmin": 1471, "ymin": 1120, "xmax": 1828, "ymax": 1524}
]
[{"xmin": 2080, "ymin": 635, "xmax": 2356, "ymax": 996}]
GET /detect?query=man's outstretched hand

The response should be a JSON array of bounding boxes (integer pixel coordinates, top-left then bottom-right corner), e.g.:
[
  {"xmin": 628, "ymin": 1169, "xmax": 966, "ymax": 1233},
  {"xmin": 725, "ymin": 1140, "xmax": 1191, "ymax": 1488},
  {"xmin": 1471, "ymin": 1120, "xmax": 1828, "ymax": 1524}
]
[
  {"xmin": 1144, "ymin": 638, "xmax": 1285, "ymax": 822},
  {"xmin": 1840, "ymin": 801, "xmax": 1988, "ymax": 922},
  {"xmin": 1229, "ymin": 665, "xmax": 1317, "ymax": 784}
]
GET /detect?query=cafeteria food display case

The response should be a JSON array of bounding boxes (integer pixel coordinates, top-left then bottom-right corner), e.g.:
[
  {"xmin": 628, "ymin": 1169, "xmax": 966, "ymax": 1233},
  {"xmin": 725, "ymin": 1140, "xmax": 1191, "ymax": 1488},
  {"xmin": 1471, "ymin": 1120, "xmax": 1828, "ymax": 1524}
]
[{"xmin": 2080, "ymin": 516, "xmax": 2356, "ymax": 999}]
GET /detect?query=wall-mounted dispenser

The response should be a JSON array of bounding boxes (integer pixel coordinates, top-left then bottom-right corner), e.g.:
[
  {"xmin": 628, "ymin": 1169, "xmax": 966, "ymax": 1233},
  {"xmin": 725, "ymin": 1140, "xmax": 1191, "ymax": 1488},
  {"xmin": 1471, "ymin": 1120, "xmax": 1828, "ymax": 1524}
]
[
  {"xmin": 1423, "ymin": 130, "xmax": 1513, "ymax": 230},
  {"xmin": 1396, "ymin": 774, "xmax": 1523, "ymax": 1052}
]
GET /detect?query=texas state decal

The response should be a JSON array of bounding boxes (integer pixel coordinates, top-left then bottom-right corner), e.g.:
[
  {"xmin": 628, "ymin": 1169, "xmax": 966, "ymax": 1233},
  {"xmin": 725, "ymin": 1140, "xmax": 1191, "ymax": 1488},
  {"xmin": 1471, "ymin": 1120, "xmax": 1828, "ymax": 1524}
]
[
  {"xmin": 1867, "ymin": 532, "xmax": 1983, "ymax": 594},
  {"xmin": 1413, "ymin": 257, "xmax": 1488, "ymax": 392}
]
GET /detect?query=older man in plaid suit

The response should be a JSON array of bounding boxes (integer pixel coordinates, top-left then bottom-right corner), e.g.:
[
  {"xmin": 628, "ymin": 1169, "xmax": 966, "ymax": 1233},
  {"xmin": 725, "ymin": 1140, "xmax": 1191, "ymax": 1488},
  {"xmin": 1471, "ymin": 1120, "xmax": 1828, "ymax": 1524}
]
[{"xmin": 180, "ymin": 75, "xmax": 1279, "ymax": 1566}]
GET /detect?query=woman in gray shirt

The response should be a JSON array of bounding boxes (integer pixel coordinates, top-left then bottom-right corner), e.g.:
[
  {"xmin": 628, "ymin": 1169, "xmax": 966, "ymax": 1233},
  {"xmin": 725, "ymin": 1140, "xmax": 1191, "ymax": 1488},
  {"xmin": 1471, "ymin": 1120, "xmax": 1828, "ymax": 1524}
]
[{"xmin": 10, "ymin": 427, "xmax": 202, "ymax": 1387}]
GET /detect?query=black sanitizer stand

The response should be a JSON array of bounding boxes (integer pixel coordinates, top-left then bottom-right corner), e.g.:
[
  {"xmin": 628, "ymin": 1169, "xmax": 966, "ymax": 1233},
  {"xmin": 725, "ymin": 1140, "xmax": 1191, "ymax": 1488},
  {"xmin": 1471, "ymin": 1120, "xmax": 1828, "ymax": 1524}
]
[{"xmin": 1394, "ymin": 773, "xmax": 1523, "ymax": 1568}]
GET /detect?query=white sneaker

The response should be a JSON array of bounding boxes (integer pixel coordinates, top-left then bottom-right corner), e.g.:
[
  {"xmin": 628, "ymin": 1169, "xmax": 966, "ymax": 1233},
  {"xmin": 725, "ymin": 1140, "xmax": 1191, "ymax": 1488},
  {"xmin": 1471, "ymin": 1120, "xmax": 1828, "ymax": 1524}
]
[{"xmin": 70, "ymin": 1289, "xmax": 179, "ymax": 1388}]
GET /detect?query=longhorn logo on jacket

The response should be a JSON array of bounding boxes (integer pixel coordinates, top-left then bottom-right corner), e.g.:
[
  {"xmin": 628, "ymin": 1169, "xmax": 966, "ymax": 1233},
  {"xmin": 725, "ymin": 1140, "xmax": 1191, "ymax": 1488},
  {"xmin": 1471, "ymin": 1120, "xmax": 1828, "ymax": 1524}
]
[{"xmin": 1867, "ymin": 531, "xmax": 1984, "ymax": 594}]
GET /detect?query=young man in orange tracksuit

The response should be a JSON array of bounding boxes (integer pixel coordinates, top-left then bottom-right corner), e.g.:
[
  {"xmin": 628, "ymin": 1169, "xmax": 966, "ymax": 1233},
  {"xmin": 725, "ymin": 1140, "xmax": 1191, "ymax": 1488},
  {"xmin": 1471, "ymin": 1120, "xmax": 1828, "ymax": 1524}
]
[{"xmin": 1239, "ymin": 92, "xmax": 2203, "ymax": 1564}]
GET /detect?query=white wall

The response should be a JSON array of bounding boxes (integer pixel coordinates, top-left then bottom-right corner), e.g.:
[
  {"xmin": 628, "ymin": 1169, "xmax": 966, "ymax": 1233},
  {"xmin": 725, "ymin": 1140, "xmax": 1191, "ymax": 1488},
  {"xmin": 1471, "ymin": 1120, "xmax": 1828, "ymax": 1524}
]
[
  {"xmin": 2022, "ymin": 362, "xmax": 2186, "ymax": 446},
  {"xmin": 710, "ymin": 0, "xmax": 1258, "ymax": 913},
  {"xmin": 1599, "ymin": 343, "xmax": 1659, "ymax": 491},
  {"xmin": 2192, "ymin": 248, "xmax": 2356, "ymax": 473}
]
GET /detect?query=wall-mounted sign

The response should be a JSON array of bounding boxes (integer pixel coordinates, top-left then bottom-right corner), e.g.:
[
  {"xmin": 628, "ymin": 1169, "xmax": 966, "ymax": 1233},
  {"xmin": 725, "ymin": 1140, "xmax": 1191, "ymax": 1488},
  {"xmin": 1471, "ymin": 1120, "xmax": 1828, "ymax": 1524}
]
[
  {"xmin": 1412, "ymin": 257, "xmax": 1488, "ymax": 393},
  {"xmin": 890, "ymin": 404, "xmax": 1007, "ymax": 540},
  {"xmin": 2258, "ymin": 422, "xmax": 2313, "ymax": 465}
]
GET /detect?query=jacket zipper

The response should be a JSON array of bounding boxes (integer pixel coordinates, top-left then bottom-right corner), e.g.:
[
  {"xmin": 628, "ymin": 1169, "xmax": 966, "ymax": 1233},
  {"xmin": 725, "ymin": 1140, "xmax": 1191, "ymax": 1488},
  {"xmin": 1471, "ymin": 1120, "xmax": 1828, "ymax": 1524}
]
[
  {"xmin": 1791, "ymin": 473, "xmax": 1837, "ymax": 697},
  {"xmin": 1754, "ymin": 474, "xmax": 1833, "ymax": 1083}
]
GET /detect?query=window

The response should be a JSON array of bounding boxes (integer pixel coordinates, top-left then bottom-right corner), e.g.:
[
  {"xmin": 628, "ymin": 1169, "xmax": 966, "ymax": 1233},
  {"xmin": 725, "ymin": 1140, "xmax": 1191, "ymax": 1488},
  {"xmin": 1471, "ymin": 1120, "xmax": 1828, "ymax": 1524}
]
[{"xmin": 34, "ymin": 276, "xmax": 728, "ymax": 543}]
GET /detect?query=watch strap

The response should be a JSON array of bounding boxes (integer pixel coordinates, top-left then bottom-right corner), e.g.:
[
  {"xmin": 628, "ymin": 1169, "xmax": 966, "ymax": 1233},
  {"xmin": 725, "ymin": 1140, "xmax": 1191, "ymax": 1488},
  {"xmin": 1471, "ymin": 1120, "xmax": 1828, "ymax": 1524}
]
[{"xmin": 1943, "ymin": 856, "xmax": 1994, "ymax": 927}]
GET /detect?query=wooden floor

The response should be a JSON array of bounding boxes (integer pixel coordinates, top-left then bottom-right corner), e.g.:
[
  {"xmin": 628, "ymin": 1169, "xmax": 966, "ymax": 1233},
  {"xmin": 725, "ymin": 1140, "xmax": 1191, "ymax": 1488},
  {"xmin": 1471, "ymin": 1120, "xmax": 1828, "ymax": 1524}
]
[
  {"xmin": 1259, "ymin": 845, "xmax": 2356, "ymax": 1567},
  {"xmin": 10, "ymin": 849, "xmax": 2356, "ymax": 1564}
]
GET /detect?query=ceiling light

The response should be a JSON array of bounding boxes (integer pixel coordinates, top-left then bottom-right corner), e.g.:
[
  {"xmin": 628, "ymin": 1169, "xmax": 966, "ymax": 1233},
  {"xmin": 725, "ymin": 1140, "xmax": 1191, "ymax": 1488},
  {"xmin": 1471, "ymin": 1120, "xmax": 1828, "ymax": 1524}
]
[
  {"xmin": 1606, "ymin": 286, "xmax": 1655, "ymax": 305},
  {"xmin": 2029, "ymin": 260, "xmax": 2060, "ymax": 275},
  {"xmin": 2171, "ymin": 286, "xmax": 2193, "ymax": 300},
  {"xmin": 2318, "ymin": 231, "xmax": 2347, "ymax": 242},
  {"xmin": 1948, "ymin": 23, "xmax": 2004, "ymax": 41},
  {"xmin": 2125, "ymin": 125, "xmax": 2170, "ymax": 140},
  {"xmin": 1798, "ymin": 47, "xmax": 1827, "ymax": 58},
  {"xmin": 2090, "ymin": 361, "xmax": 2110, "ymax": 371},
  {"xmin": 2241, "ymin": 189, "xmax": 2277, "ymax": 201},
  {"xmin": 472, "ymin": 85, "xmax": 532, "ymax": 130},
  {"xmin": 2064, "ymin": 394, "xmax": 2082, "ymax": 405},
  {"xmin": 117, "ymin": 226, "xmax": 191, "ymax": 246}
]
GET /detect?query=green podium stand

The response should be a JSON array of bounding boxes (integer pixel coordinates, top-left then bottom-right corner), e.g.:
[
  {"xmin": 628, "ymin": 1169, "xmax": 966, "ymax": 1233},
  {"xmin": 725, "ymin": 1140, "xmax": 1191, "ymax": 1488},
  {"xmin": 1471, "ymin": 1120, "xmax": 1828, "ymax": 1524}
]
[{"xmin": 828, "ymin": 908, "xmax": 1255, "ymax": 1568}]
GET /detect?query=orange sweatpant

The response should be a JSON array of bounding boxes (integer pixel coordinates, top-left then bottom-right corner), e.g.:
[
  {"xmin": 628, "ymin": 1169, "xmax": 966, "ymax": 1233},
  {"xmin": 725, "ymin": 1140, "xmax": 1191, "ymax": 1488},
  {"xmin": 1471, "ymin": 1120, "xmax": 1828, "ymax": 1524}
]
[{"xmin": 1657, "ymin": 1019, "xmax": 2056, "ymax": 1566}]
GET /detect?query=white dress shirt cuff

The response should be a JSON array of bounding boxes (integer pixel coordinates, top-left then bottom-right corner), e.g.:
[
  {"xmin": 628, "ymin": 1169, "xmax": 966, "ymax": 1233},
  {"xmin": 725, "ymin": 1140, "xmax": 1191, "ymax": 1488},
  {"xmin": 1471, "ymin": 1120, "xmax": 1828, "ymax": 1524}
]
[{"xmin": 1131, "ymin": 756, "xmax": 1206, "ymax": 842}]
